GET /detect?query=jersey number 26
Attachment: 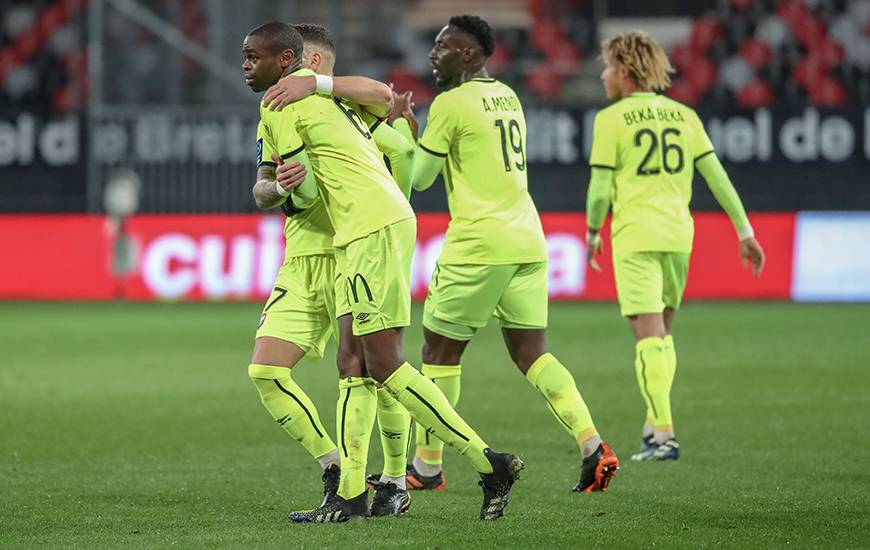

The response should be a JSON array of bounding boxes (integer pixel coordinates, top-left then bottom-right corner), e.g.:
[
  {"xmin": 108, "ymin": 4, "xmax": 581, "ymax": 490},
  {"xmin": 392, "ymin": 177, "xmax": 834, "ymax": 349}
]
[{"xmin": 634, "ymin": 127, "xmax": 684, "ymax": 176}]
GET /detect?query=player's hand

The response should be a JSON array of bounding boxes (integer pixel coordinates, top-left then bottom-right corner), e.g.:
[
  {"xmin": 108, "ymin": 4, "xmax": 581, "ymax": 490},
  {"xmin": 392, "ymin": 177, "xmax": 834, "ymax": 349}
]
[
  {"xmin": 272, "ymin": 154, "xmax": 306, "ymax": 194},
  {"xmin": 262, "ymin": 75, "xmax": 316, "ymax": 111},
  {"xmin": 391, "ymin": 87, "xmax": 419, "ymax": 138},
  {"xmin": 739, "ymin": 237, "xmax": 765, "ymax": 278},
  {"xmin": 586, "ymin": 230, "xmax": 603, "ymax": 273}
]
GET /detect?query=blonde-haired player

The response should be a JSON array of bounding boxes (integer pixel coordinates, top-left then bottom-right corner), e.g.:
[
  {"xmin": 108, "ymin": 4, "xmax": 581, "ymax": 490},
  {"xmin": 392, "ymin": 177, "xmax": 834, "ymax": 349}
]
[{"xmin": 586, "ymin": 32, "xmax": 765, "ymax": 461}]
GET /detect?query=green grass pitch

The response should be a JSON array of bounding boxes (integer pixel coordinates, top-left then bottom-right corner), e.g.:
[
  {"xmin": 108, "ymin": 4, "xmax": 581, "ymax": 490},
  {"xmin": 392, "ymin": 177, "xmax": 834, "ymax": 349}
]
[{"xmin": 1, "ymin": 301, "xmax": 868, "ymax": 548}]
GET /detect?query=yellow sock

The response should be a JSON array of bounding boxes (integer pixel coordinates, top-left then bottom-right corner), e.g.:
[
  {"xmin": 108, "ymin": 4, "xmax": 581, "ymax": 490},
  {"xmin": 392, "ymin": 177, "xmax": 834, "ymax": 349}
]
[
  {"xmin": 376, "ymin": 386, "xmax": 411, "ymax": 478},
  {"xmin": 635, "ymin": 337, "xmax": 673, "ymax": 432},
  {"xmin": 663, "ymin": 335, "xmax": 677, "ymax": 432},
  {"xmin": 248, "ymin": 364, "xmax": 336, "ymax": 460},
  {"xmin": 526, "ymin": 353, "xmax": 599, "ymax": 447},
  {"xmin": 336, "ymin": 377, "xmax": 377, "ymax": 499},
  {"xmin": 414, "ymin": 363, "xmax": 461, "ymax": 467},
  {"xmin": 384, "ymin": 363, "xmax": 492, "ymax": 474}
]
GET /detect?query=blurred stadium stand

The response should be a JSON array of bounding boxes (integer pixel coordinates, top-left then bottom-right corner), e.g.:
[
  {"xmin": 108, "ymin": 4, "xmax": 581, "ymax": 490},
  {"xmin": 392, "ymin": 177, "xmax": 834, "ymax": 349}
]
[{"xmin": 0, "ymin": 0, "xmax": 868, "ymax": 215}]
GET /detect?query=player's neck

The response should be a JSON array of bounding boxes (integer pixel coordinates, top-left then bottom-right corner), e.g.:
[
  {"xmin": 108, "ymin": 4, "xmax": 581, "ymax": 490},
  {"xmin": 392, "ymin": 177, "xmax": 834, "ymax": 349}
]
[
  {"xmin": 281, "ymin": 62, "xmax": 304, "ymax": 78},
  {"xmin": 458, "ymin": 66, "xmax": 489, "ymax": 85},
  {"xmin": 620, "ymin": 81, "xmax": 649, "ymax": 98}
]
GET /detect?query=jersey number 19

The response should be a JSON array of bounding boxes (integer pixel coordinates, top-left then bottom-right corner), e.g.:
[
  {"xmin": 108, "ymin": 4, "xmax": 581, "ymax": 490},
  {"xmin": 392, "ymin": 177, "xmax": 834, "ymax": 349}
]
[{"xmin": 494, "ymin": 118, "xmax": 525, "ymax": 172}]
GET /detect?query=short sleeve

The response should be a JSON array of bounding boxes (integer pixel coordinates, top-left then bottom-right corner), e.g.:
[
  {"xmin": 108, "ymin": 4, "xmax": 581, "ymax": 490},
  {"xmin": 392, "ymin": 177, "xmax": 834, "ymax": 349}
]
[
  {"xmin": 588, "ymin": 109, "xmax": 617, "ymax": 169},
  {"xmin": 689, "ymin": 109, "xmax": 715, "ymax": 161},
  {"xmin": 418, "ymin": 93, "xmax": 457, "ymax": 157},
  {"xmin": 256, "ymin": 119, "xmax": 279, "ymax": 167},
  {"xmin": 260, "ymin": 104, "xmax": 305, "ymax": 161}
]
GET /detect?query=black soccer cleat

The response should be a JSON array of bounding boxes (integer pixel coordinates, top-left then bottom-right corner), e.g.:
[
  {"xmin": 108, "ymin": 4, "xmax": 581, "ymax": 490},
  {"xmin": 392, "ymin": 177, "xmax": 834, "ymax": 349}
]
[
  {"xmin": 478, "ymin": 448, "xmax": 524, "ymax": 521},
  {"xmin": 573, "ymin": 442, "xmax": 619, "ymax": 493},
  {"xmin": 287, "ymin": 491, "xmax": 369, "ymax": 523},
  {"xmin": 321, "ymin": 464, "xmax": 340, "ymax": 506},
  {"xmin": 369, "ymin": 481, "xmax": 411, "ymax": 517}
]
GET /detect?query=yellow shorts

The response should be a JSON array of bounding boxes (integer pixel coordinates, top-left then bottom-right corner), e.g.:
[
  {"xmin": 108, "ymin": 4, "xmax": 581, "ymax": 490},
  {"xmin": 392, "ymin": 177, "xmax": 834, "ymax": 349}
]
[
  {"xmin": 334, "ymin": 255, "xmax": 352, "ymax": 320},
  {"xmin": 335, "ymin": 218, "xmax": 416, "ymax": 336},
  {"xmin": 423, "ymin": 262, "xmax": 549, "ymax": 341},
  {"xmin": 613, "ymin": 251, "xmax": 690, "ymax": 317},
  {"xmin": 255, "ymin": 254, "xmax": 337, "ymax": 358}
]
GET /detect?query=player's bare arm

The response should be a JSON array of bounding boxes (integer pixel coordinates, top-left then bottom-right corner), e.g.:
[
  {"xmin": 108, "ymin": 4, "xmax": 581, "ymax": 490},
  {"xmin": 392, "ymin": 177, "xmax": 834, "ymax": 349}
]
[
  {"xmin": 252, "ymin": 158, "xmax": 306, "ymax": 210},
  {"xmin": 262, "ymin": 75, "xmax": 394, "ymax": 117}
]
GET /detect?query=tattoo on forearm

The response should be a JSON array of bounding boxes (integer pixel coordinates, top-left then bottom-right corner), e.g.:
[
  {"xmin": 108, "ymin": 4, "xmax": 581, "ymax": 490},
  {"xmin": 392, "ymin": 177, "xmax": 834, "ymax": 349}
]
[{"xmin": 252, "ymin": 165, "xmax": 284, "ymax": 209}]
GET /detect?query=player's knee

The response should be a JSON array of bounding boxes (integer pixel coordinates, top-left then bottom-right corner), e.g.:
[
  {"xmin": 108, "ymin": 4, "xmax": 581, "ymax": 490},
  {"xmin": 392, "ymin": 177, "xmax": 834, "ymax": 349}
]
[
  {"xmin": 421, "ymin": 341, "xmax": 462, "ymax": 365},
  {"xmin": 337, "ymin": 347, "xmax": 364, "ymax": 378},
  {"xmin": 511, "ymin": 346, "xmax": 547, "ymax": 374}
]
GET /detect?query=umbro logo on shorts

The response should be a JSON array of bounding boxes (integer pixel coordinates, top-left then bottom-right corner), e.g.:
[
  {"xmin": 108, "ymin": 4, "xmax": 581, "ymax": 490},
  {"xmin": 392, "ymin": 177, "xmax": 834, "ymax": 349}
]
[{"xmin": 355, "ymin": 312, "xmax": 370, "ymax": 323}]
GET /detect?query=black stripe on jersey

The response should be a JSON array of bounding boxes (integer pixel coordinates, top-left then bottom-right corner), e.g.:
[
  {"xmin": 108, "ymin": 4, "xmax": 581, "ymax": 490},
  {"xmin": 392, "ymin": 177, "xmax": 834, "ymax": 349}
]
[
  {"xmin": 280, "ymin": 144, "xmax": 305, "ymax": 159},
  {"xmin": 369, "ymin": 118, "xmax": 384, "ymax": 133},
  {"xmin": 258, "ymin": 161, "xmax": 277, "ymax": 168},
  {"xmin": 419, "ymin": 144, "xmax": 448, "ymax": 158},
  {"xmin": 589, "ymin": 164, "xmax": 615, "ymax": 170},
  {"xmin": 694, "ymin": 150, "xmax": 715, "ymax": 162},
  {"xmin": 274, "ymin": 380, "xmax": 325, "ymax": 438},
  {"xmin": 405, "ymin": 386, "xmax": 470, "ymax": 442}
]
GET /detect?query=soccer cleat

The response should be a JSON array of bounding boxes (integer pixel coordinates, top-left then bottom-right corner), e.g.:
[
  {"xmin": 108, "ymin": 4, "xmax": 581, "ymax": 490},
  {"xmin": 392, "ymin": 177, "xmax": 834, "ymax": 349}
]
[
  {"xmin": 287, "ymin": 491, "xmax": 369, "ymax": 523},
  {"xmin": 478, "ymin": 448, "xmax": 524, "ymax": 520},
  {"xmin": 369, "ymin": 481, "xmax": 411, "ymax": 517},
  {"xmin": 321, "ymin": 464, "xmax": 340, "ymax": 506},
  {"xmin": 573, "ymin": 442, "xmax": 619, "ymax": 493},
  {"xmin": 406, "ymin": 463, "xmax": 447, "ymax": 491},
  {"xmin": 366, "ymin": 465, "xmax": 447, "ymax": 491},
  {"xmin": 640, "ymin": 434, "xmax": 656, "ymax": 452},
  {"xmin": 631, "ymin": 438, "xmax": 680, "ymax": 461}
]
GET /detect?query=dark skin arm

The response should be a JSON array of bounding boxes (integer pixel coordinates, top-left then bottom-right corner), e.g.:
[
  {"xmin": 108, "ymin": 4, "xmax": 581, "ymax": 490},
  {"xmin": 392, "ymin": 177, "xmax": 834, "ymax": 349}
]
[{"xmin": 251, "ymin": 159, "xmax": 306, "ymax": 210}]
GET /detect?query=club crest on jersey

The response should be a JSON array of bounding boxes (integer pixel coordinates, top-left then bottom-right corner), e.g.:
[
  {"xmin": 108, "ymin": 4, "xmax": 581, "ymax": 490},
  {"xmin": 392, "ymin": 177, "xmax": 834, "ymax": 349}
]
[{"xmin": 256, "ymin": 138, "xmax": 263, "ymax": 165}]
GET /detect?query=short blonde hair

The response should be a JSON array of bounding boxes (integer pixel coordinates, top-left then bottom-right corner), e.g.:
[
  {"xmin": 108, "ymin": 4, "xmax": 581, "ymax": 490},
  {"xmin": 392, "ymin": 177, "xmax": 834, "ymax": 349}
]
[{"xmin": 601, "ymin": 31, "xmax": 674, "ymax": 91}]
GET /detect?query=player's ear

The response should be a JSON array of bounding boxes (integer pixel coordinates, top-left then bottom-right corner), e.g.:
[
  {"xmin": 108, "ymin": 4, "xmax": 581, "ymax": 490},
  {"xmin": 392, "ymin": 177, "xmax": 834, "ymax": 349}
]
[
  {"xmin": 311, "ymin": 51, "xmax": 321, "ymax": 70},
  {"xmin": 279, "ymin": 48, "xmax": 294, "ymax": 69}
]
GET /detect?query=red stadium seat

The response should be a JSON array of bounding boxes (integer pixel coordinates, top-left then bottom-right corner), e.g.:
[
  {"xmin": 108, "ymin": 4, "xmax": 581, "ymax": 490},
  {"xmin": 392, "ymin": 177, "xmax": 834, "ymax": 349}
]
[
  {"xmin": 738, "ymin": 38, "xmax": 774, "ymax": 70},
  {"xmin": 690, "ymin": 16, "xmax": 722, "ymax": 52},
  {"xmin": 791, "ymin": 15, "xmax": 827, "ymax": 49},
  {"xmin": 487, "ymin": 41, "xmax": 513, "ymax": 75},
  {"xmin": 525, "ymin": 61, "xmax": 561, "ymax": 100},
  {"xmin": 792, "ymin": 54, "xmax": 831, "ymax": 88},
  {"xmin": 670, "ymin": 42, "xmax": 698, "ymax": 71},
  {"xmin": 776, "ymin": 0, "xmax": 811, "ymax": 26},
  {"xmin": 531, "ymin": 19, "xmax": 565, "ymax": 56},
  {"xmin": 811, "ymin": 39, "xmax": 845, "ymax": 67},
  {"xmin": 808, "ymin": 77, "xmax": 847, "ymax": 106},
  {"xmin": 666, "ymin": 78, "xmax": 701, "ymax": 105},
  {"xmin": 730, "ymin": 0, "xmax": 753, "ymax": 11},
  {"xmin": 684, "ymin": 57, "xmax": 718, "ymax": 94},
  {"xmin": 547, "ymin": 41, "xmax": 581, "ymax": 74},
  {"xmin": 736, "ymin": 79, "xmax": 774, "ymax": 107}
]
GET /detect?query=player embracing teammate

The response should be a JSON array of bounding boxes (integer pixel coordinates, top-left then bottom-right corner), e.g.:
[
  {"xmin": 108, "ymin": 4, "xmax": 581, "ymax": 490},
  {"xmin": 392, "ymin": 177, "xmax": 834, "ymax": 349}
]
[{"xmin": 241, "ymin": 14, "xmax": 765, "ymax": 524}]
